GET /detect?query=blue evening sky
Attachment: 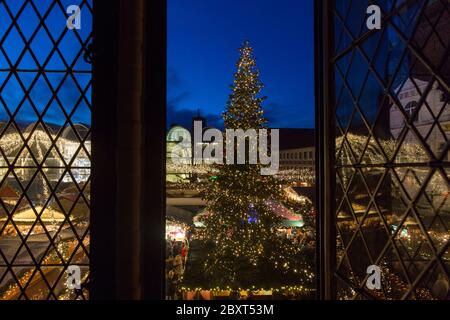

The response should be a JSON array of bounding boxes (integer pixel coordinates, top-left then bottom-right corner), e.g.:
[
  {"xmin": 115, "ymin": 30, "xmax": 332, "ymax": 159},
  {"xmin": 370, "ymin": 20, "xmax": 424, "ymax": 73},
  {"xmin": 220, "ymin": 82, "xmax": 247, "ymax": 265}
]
[
  {"xmin": 168, "ymin": 0, "xmax": 315, "ymax": 129},
  {"xmin": 0, "ymin": 0, "xmax": 92, "ymax": 127},
  {"xmin": 1, "ymin": 0, "xmax": 315, "ymax": 130}
]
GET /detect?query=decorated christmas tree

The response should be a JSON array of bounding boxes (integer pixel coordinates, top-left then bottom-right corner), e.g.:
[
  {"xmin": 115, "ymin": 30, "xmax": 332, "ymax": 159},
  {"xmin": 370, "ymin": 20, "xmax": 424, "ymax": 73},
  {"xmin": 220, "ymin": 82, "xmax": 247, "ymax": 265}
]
[{"xmin": 199, "ymin": 41, "xmax": 314, "ymax": 290}]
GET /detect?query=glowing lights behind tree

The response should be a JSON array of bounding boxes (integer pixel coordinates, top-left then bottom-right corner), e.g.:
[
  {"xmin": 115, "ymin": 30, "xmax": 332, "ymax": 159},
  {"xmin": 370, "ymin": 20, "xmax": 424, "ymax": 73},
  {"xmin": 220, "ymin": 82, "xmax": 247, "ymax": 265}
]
[{"xmin": 0, "ymin": 123, "xmax": 91, "ymax": 192}]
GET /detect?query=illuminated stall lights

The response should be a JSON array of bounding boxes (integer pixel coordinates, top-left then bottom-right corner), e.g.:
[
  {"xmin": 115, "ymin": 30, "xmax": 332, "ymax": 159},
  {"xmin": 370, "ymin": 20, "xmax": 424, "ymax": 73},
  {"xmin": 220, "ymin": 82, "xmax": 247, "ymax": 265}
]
[
  {"xmin": 3, "ymin": 206, "xmax": 66, "ymax": 223},
  {"xmin": 166, "ymin": 219, "xmax": 189, "ymax": 241}
]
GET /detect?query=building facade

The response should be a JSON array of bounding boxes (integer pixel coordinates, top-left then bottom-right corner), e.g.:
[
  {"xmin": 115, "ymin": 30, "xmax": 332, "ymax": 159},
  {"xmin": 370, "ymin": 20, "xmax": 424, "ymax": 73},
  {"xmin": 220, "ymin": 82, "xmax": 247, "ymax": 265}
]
[
  {"xmin": 390, "ymin": 77, "xmax": 450, "ymax": 160},
  {"xmin": 280, "ymin": 147, "xmax": 315, "ymax": 170}
]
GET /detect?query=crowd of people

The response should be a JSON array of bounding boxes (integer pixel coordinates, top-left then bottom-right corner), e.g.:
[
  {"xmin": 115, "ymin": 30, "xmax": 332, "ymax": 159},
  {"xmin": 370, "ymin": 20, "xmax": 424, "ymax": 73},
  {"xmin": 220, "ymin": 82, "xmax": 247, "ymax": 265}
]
[
  {"xmin": 277, "ymin": 228, "xmax": 316, "ymax": 250},
  {"xmin": 292, "ymin": 229, "xmax": 315, "ymax": 249},
  {"xmin": 165, "ymin": 238, "xmax": 189, "ymax": 300}
]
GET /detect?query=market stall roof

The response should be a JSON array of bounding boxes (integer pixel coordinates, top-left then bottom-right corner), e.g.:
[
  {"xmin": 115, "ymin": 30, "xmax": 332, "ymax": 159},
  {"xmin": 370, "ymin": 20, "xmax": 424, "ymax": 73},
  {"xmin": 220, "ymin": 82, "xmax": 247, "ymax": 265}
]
[
  {"xmin": 5, "ymin": 206, "xmax": 66, "ymax": 223},
  {"xmin": 166, "ymin": 205, "xmax": 193, "ymax": 225},
  {"xmin": 0, "ymin": 185, "xmax": 19, "ymax": 199}
]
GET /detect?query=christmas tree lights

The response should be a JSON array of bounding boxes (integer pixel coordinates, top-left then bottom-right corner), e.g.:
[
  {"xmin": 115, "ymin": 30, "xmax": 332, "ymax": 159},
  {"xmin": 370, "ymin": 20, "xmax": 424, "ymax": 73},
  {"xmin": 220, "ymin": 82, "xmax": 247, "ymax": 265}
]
[{"xmin": 199, "ymin": 41, "xmax": 314, "ymax": 289}]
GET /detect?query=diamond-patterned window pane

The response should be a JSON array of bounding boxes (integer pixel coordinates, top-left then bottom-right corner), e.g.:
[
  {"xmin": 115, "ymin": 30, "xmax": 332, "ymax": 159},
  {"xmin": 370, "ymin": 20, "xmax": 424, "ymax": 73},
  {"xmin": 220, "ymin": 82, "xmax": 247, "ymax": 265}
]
[
  {"xmin": 333, "ymin": 0, "xmax": 450, "ymax": 300},
  {"xmin": 0, "ymin": 0, "xmax": 92, "ymax": 300}
]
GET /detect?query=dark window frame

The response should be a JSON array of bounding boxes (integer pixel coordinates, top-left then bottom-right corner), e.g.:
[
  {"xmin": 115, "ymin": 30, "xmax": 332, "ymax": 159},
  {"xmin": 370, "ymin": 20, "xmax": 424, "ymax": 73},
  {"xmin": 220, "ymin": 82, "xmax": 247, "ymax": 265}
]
[{"xmin": 91, "ymin": 0, "xmax": 166, "ymax": 300}]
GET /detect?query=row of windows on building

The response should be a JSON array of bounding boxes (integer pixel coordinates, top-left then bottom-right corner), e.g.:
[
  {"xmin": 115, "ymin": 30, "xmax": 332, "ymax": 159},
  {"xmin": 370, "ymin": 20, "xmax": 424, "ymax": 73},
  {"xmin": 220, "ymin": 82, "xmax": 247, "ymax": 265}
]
[
  {"xmin": 279, "ymin": 147, "xmax": 315, "ymax": 170},
  {"xmin": 280, "ymin": 150, "xmax": 314, "ymax": 161}
]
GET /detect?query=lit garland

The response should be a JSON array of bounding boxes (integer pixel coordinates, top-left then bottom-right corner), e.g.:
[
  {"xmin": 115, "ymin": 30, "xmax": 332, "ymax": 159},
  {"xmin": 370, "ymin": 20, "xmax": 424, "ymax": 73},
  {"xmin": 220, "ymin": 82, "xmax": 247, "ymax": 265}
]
[
  {"xmin": 166, "ymin": 163, "xmax": 315, "ymax": 185},
  {"xmin": 336, "ymin": 133, "xmax": 428, "ymax": 166},
  {"xmin": 0, "ymin": 127, "xmax": 91, "ymax": 191},
  {"xmin": 179, "ymin": 285, "xmax": 315, "ymax": 296}
]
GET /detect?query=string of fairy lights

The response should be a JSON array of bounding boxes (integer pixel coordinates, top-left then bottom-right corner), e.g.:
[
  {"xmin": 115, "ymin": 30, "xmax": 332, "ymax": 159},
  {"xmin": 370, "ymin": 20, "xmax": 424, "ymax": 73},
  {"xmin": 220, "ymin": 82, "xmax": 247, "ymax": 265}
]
[
  {"xmin": 166, "ymin": 163, "xmax": 315, "ymax": 185},
  {"xmin": 0, "ymin": 128, "xmax": 91, "ymax": 189},
  {"xmin": 336, "ymin": 133, "xmax": 430, "ymax": 166}
]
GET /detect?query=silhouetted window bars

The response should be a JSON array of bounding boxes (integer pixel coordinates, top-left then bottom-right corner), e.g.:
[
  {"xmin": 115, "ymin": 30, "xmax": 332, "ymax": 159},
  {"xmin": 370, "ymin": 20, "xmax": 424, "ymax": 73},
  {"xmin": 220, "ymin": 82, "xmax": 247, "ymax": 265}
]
[
  {"xmin": 0, "ymin": 0, "xmax": 92, "ymax": 300},
  {"xmin": 333, "ymin": 0, "xmax": 449, "ymax": 299}
]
